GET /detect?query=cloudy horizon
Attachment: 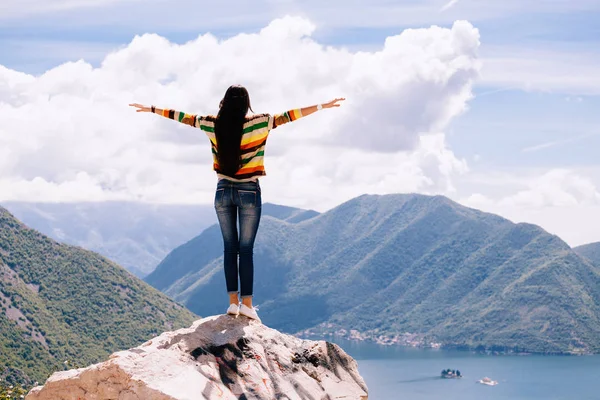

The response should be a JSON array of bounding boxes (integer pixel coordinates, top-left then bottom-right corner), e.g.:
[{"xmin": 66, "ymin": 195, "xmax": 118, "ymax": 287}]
[{"xmin": 1, "ymin": 0, "xmax": 599, "ymax": 247}]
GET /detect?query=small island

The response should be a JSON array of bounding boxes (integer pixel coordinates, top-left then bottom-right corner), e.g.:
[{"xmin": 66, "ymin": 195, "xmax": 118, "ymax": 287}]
[{"xmin": 441, "ymin": 369, "xmax": 462, "ymax": 379}]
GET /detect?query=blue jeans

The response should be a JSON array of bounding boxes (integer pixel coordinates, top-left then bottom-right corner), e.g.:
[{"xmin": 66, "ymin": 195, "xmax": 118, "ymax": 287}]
[{"xmin": 214, "ymin": 179, "xmax": 262, "ymax": 298}]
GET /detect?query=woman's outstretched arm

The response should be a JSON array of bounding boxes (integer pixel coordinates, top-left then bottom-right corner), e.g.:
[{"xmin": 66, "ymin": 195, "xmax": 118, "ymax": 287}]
[
  {"xmin": 272, "ymin": 98, "xmax": 345, "ymax": 129},
  {"xmin": 129, "ymin": 103, "xmax": 198, "ymax": 127}
]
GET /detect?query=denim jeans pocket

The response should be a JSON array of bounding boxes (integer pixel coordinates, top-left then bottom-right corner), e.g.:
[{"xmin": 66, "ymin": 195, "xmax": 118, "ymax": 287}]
[
  {"xmin": 214, "ymin": 188, "xmax": 225, "ymax": 207},
  {"xmin": 238, "ymin": 189, "xmax": 260, "ymax": 207}
]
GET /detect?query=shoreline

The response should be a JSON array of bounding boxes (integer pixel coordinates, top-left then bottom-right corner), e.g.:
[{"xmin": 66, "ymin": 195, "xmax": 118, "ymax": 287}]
[{"xmin": 295, "ymin": 325, "xmax": 594, "ymax": 356}]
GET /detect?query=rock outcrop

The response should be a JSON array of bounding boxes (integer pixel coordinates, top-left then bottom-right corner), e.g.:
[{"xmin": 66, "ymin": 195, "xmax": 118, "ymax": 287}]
[{"xmin": 26, "ymin": 315, "xmax": 368, "ymax": 400}]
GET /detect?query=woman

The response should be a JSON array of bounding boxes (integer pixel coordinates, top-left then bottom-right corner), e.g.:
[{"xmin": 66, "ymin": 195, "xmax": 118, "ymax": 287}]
[{"xmin": 130, "ymin": 85, "xmax": 344, "ymax": 323}]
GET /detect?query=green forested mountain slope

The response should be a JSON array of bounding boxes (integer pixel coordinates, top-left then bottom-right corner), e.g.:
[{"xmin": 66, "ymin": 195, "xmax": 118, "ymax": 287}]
[
  {"xmin": 147, "ymin": 194, "xmax": 600, "ymax": 354},
  {"xmin": 0, "ymin": 207, "xmax": 197, "ymax": 384}
]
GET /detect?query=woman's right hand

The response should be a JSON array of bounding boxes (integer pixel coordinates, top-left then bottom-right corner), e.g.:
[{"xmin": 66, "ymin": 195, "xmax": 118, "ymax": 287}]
[{"xmin": 129, "ymin": 103, "xmax": 152, "ymax": 112}]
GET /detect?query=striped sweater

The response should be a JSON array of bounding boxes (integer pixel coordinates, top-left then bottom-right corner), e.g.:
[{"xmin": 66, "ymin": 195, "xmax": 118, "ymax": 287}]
[{"xmin": 155, "ymin": 109, "xmax": 304, "ymax": 181}]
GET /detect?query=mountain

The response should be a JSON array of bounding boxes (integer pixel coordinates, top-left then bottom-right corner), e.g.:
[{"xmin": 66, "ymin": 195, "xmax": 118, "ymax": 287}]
[
  {"xmin": 0, "ymin": 207, "xmax": 197, "ymax": 385},
  {"xmin": 146, "ymin": 194, "xmax": 600, "ymax": 354},
  {"xmin": 144, "ymin": 203, "xmax": 320, "ymax": 290},
  {"xmin": 2, "ymin": 202, "xmax": 216, "ymax": 277},
  {"xmin": 574, "ymin": 242, "xmax": 600, "ymax": 268}
]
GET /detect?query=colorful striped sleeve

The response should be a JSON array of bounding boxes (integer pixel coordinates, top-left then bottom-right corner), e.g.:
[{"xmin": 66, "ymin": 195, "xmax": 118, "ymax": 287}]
[
  {"xmin": 270, "ymin": 109, "xmax": 304, "ymax": 130},
  {"xmin": 155, "ymin": 108, "xmax": 201, "ymax": 128},
  {"xmin": 197, "ymin": 116, "xmax": 216, "ymax": 144}
]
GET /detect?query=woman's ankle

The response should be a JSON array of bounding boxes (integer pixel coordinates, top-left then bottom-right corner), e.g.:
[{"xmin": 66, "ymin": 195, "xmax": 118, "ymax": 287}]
[
  {"xmin": 228, "ymin": 293, "xmax": 239, "ymax": 305},
  {"xmin": 241, "ymin": 296, "xmax": 253, "ymax": 308}
]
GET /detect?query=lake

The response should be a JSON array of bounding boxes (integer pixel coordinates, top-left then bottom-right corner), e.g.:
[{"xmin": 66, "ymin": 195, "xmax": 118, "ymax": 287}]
[{"xmin": 327, "ymin": 338, "xmax": 600, "ymax": 400}]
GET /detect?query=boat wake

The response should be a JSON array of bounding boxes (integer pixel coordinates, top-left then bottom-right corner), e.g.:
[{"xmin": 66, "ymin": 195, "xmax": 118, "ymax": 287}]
[{"xmin": 397, "ymin": 376, "xmax": 441, "ymax": 384}]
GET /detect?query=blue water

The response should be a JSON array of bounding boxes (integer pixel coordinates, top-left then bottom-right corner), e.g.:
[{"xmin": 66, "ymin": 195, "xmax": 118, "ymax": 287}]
[{"xmin": 328, "ymin": 338, "xmax": 600, "ymax": 400}]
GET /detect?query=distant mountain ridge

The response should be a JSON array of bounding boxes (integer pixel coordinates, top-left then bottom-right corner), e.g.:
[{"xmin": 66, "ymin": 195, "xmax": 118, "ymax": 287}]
[
  {"xmin": 574, "ymin": 242, "xmax": 600, "ymax": 268},
  {"xmin": 2, "ymin": 202, "xmax": 217, "ymax": 277},
  {"xmin": 2, "ymin": 202, "xmax": 318, "ymax": 278},
  {"xmin": 259, "ymin": 203, "xmax": 320, "ymax": 223},
  {"xmin": 0, "ymin": 207, "xmax": 196, "ymax": 384},
  {"xmin": 144, "ymin": 203, "xmax": 320, "ymax": 291},
  {"xmin": 146, "ymin": 194, "xmax": 600, "ymax": 354}
]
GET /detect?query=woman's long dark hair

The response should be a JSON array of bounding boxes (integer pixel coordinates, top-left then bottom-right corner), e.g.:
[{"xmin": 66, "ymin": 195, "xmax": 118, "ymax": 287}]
[{"xmin": 215, "ymin": 85, "xmax": 253, "ymax": 177}]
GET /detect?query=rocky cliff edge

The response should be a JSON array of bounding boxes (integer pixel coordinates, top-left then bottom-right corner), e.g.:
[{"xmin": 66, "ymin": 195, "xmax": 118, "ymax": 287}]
[{"xmin": 26, "ymin": 314, "xmax": 368, "ymax": 400}]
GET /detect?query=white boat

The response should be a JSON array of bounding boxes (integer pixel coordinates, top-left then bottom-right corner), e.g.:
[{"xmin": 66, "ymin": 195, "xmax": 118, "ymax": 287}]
[{"xmin": 477, "ymin": 377, "xmax": 498, "ymax": 386}]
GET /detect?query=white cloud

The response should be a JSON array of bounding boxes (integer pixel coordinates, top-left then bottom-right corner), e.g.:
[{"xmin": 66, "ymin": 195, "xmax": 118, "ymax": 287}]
[
  {"xmin": 460, "ymin": 169, "xmax": 600, "ymax": 246},
  {"xmin": 464, "ymin": 169, "xmax": 600, "ymax": 209},
  {"xmin": 264, "ymin": 133, "xmax": 469, "ymax": 211},
  {"xmin": 0, "ymin": 17, "xmax": 479, "ymax": 206},
  {"xmin": 498, "ymin": 170, "xmax": 600, "ymax": 208},
  {"xmin": 4, "ymin": 1, "xmax": 598, "ymax": 97},
  {"xmin": 331, "ymin": 23, "xmax": 480, "ymax": 152}
]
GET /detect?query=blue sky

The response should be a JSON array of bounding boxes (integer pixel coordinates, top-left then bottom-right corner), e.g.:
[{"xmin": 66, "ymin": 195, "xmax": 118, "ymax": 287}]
[{"xmin": 1, "ymin": 0, "xmax": 599, "ymax": 246}]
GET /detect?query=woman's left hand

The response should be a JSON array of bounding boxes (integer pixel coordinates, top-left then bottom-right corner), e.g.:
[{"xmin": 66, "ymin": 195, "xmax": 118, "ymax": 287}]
[
  {"xmin": 322, "ymin": 98, "xmax": 346, "ymax": 109},
  {"xmin": 129, "ymin": 103, "xmax": 152, "ymax": 112}
]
